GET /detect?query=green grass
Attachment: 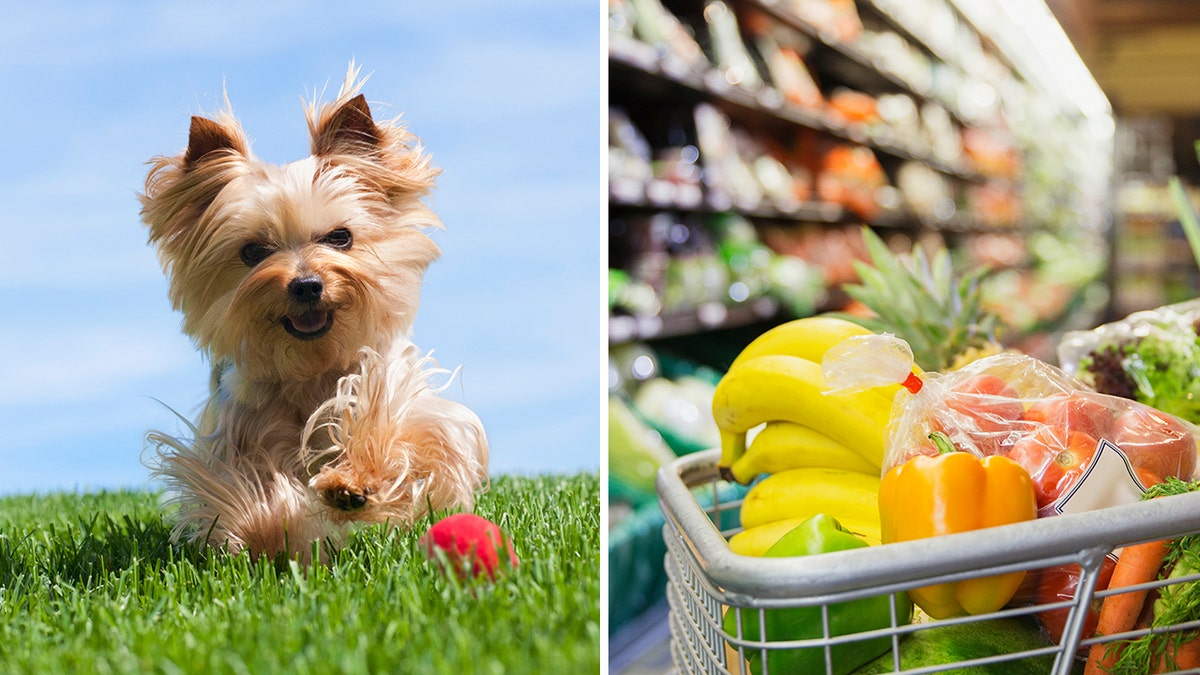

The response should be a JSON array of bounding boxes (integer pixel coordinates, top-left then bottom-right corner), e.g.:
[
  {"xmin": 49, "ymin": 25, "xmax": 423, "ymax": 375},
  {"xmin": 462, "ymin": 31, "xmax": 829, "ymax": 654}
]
[{"xmin": 0, "ymin": 473, "xmax": 600, "ymax": 674}]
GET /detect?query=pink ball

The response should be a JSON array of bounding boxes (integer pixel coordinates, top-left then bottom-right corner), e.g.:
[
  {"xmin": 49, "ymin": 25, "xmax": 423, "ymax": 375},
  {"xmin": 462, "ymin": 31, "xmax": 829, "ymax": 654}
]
[{"xmin": 420, "ymin": 513, "xmax": 519, "ymax": 580}]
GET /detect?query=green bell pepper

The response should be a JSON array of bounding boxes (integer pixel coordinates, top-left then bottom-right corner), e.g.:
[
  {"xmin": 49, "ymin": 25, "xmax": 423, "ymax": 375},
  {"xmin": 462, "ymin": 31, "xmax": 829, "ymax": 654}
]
[{"xmin": 723, "ymin": 514, "xmax": 912, "ymax": 675}]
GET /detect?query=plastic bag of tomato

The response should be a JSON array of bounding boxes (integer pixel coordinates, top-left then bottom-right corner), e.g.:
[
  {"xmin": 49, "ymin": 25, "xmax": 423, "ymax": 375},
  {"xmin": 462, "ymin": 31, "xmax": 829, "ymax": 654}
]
[{"xmin": 885, "ymin": 349, "xmax": 1198, "ymax": 516}]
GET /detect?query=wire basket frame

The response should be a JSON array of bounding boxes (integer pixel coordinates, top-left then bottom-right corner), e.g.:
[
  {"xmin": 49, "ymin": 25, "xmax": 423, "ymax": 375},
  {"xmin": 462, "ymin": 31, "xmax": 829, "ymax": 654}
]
[{"xmin": 657, "ymin": 449, "xmax": 1200, "ymax": 675}]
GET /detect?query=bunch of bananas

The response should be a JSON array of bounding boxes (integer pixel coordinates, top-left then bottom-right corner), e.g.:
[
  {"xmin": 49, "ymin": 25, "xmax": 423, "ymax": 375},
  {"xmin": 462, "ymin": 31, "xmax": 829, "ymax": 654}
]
[{"xmin": 713, "ymin": 316, "xmax": 901, "ymax": 555}]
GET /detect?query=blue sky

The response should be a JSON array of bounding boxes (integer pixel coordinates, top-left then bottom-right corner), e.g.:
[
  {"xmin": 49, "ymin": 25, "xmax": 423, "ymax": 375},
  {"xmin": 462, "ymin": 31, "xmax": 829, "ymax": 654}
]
[{"xmin": 0, "ymin": 2, "xmax": 602, "ymax": 494}]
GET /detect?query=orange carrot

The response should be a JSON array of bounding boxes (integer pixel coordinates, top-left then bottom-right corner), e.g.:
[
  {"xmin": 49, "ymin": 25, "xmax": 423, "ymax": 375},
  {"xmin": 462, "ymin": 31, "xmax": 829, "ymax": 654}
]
[
  {"xmin": 1155, "ymin": 632, "xmax": 1200, "ymax": 673},
  {"xmin": 1172, "ymin": 642, "xmax": 1200, "ymax": 672},
  {"xmin": 1085, "ymin": 538, "xmax": 1172, "ymax": 675}
]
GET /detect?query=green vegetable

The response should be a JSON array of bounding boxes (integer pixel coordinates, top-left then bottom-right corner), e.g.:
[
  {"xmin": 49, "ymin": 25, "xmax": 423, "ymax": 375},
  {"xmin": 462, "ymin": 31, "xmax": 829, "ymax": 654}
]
[
  {"xmin": 631, "ymin": 376, "xmax": 719, "ymax": 455},
  {"xmin": 1108, "ymin": 477, "xmax": 1200, "ymax": 674},
  {"xmin": 1124, "ymin": 329, "xmax": 1200, "ymax": 422},
  {"xmin": 1080, "ymin": 324, "xmax": 1200, "ymax": 424},
  {"xmin": 852, "ymin": 617, "xmax": 1068, "ymax": 674},
  {"xmin": 722, "ymin": 514, "xmax": 912, "ymax": 675},
  {"xmin": 608, "ymin": 395, "xmax": 677, "ymax": 503},
  {"xmin": 1079, "ymin": 159, "xmax": 1200, "ymax": 425}
]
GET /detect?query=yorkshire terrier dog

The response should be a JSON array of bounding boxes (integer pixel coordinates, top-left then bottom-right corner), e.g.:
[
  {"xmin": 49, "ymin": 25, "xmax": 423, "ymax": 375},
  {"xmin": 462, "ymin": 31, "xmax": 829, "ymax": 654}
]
[{"xmin": 139, "ymin": 65, "xmax": 488, "ymax": 560}]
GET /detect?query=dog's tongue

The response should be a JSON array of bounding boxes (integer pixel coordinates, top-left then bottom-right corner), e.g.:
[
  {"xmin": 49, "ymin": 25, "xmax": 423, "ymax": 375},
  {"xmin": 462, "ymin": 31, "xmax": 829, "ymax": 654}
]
[{"xmin": 289, "ymin": 310, "xmax": 329, "ymax": 334}]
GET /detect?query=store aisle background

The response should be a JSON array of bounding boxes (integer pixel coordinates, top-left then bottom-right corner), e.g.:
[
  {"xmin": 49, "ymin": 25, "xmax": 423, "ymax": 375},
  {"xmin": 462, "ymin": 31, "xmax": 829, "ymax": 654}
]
[{"xmin": 1048, "ymin": 0, "xmax": 1200, "ymax": 317}]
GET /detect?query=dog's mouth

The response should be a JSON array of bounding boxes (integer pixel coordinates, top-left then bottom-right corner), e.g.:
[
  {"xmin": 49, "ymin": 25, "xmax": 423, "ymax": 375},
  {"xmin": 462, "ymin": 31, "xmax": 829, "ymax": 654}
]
[{"xmin": 283, "ymin": 309, "xmax": 333, "ymax": 340}]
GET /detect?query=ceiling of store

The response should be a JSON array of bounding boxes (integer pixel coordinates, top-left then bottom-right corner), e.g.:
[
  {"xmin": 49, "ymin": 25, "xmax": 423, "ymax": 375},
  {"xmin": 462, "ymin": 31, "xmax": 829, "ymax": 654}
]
[{"xmin": 1047, "ymin": 0, "xmax": 1200, "ymax": 116}]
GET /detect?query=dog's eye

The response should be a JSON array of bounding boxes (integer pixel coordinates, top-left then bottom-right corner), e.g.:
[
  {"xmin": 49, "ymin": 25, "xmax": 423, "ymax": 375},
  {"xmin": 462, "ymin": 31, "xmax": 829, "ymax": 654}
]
[
  {"xmin": 240, "ymin": 242, "xmax": 273, "ymax": 266},
  {"xmin": 321, "ymin": 228, "xmax": 353, "ymax": 250}
]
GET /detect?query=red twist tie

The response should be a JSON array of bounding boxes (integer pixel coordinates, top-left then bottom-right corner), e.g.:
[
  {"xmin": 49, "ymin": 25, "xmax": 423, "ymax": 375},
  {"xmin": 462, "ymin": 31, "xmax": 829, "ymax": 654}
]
[{"xmin": 902, "ymin": 371, "xmax": 924, "ymax": 394}]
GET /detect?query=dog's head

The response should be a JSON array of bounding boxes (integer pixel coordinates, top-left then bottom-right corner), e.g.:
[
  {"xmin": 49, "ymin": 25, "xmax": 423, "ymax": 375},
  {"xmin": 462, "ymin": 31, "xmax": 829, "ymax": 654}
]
[{"xmin": 140, "ymin": 66, "xmax": 440, "ymax": 382}]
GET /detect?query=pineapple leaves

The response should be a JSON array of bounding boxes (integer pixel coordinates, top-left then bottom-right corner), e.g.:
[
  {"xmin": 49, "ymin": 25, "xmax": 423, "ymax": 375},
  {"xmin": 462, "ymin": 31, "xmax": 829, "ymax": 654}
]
[{"xmin": 838, "ymin": 227, "xmax": 1000, "ymax": 371}]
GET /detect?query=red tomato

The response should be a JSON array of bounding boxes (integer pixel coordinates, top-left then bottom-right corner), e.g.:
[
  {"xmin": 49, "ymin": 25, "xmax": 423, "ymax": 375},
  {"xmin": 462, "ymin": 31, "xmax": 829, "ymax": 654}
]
[
  {"xmin": 1036, "ymin": 556, "xmax": 1117, "ymax": 645},
  {"xmin": 1007, "ymin": 425, "xmax": 1099, "ymax": 509},
  {"xmin": 1112, "ymin": 404, "xmax": 1198, "ymax": 480},
  {"xmin": 934, "ymin": 374, "xmax": 1025, "ymax": 455},
  {"xmin": 890, "ymin": 442, "xmax": 941, "ymax": 466},
  {"xmin": 1023, "ymin": 394, "xmax": 1114, "ymax": 441}
]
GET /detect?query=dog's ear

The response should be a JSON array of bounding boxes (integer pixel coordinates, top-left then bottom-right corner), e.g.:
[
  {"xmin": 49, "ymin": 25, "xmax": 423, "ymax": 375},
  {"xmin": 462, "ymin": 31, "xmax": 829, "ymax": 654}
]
[
  {"xmin": 311, "ymin": 94, "xmax": 378, "ymax": 155},
  {"xmin": 185, "ymin": 116, "xmax": 247, "ymax": 166},
  {"xmin": 306, "ymin": 82, "xmax": 439, "ymax": 198}
]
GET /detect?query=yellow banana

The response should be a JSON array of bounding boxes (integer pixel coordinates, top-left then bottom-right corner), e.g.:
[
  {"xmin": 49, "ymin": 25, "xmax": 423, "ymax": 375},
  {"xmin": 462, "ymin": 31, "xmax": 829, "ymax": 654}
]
[
  {"xmin": 729, "ymin": 315, "xmax": 922, "ymax": 401},
  {"xmin": 713, "ymin": 354, "xmax": 890, "ymax": 470},
  {"xmin": 718, "ymin": 316, "xmax": 875, "ymax": 475},
  {"xmin": 718, "ymin": 428, "xmax": 748, "ymax": 481},
  {"xmin": 729, "ymin": 421, "xmax": 879, "ymax": 484},
  {"xmin": 729, "ymin": 516, "xmax": 881, "ymax": 556},
  {"xmin": 729, "ymin": 316, "xmax": 876, "ymax": 368},
  {"xmin": 738, "ymin": 466, "xmax": 881, "ymax": 530},
  {"xmin": 730, "ymin": 520, "xmax": 802, "ymax": 557}
]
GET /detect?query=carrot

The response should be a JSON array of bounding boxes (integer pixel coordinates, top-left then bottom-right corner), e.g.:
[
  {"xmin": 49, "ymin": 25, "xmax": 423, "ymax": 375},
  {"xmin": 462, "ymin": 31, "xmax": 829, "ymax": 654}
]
[
  {"xmin": 1085, "ymin": 538, "xmax": 1172, "ymax": 675},
  {"xmin": 1154, "ymin": 632, "xmax": 1200, "ymax": 672}
]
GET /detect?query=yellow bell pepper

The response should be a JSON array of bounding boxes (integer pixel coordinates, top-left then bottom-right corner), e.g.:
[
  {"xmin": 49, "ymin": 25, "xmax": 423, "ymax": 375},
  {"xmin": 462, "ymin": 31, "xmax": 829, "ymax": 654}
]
[{"xmin": 879, "ymin": 433, "xmax": 1037, "ymax": 619}]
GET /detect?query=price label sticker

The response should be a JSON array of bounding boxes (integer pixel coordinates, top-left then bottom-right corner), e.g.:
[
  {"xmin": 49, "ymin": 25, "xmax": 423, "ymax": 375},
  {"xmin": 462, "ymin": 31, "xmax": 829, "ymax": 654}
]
[{"xmin": 1053, "ymin": 440, "xmax": 1148, "ymax": 516}]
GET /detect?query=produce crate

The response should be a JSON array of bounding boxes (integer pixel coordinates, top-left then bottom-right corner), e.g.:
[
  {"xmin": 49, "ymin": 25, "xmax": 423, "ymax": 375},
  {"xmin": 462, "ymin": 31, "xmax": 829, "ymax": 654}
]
[
  {"xmin": 656, "ymin": 449, "xmax": 1200, "ymax": 675},
  {"xmin": 611, "ymin": 482, "xmax": 750, "ymax": 633}
]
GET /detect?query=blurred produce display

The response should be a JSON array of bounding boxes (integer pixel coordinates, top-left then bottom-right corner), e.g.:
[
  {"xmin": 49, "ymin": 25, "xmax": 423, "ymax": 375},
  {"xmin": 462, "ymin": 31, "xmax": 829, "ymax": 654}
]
[{"xmin": 608, "ymin": 0, "xmax": 1118, "ymax": 638}]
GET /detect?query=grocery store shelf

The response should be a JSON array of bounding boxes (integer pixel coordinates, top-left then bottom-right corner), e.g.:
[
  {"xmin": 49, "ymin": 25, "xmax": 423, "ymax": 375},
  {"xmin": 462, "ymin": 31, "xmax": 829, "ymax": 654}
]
[
  {"xmin": 611, "ymin": 191, "xmax": 846, "ymax": 223},
  {"xmin": 742, "ymin": 0, "xmax": 956, "ymax": 113},
  {"xmin": 609, "ymin": 297, "xmax": 781, "ymax": 345},
  {"xmin": 608, "ymin": 3, "xmax": 1120, "ymax": 669},
  {"xmin": 862, "ymin": 0, "xmax": 958, "ymax": 68},
  {"xmin": 609, "ymin": 51, "xmax": 982, "ymax": 184},
  {"xmin": 611, "ymin": 184, "xmax": 1039, "ymax": 237}
]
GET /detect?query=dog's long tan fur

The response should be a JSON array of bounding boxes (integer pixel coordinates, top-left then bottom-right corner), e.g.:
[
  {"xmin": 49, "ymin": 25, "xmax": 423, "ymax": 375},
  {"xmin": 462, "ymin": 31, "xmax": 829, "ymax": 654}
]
[{"xmin": 139, "ymin": 64, "xmax": 488, "ymax": 561}]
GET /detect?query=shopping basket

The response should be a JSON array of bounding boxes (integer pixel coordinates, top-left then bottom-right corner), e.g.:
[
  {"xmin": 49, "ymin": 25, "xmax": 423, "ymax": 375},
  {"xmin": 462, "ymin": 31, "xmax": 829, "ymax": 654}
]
[{"xmin": 656, "ymin": 449, "xmax": 1200, "ymax": 674}]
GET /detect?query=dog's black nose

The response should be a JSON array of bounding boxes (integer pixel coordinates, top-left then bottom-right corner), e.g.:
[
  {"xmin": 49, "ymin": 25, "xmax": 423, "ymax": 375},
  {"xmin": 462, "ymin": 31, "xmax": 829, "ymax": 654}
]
[
  {"xmin": 288, "ymin": 275, "xmax": 324, "ymax": 303},
  {"xmin": 328, "ymin": 488, "xmax": 368, "ymax": 511}
]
